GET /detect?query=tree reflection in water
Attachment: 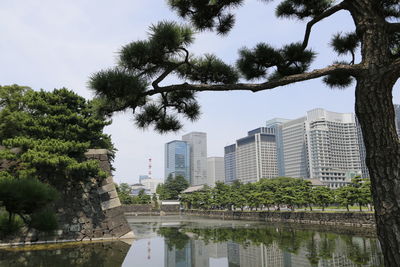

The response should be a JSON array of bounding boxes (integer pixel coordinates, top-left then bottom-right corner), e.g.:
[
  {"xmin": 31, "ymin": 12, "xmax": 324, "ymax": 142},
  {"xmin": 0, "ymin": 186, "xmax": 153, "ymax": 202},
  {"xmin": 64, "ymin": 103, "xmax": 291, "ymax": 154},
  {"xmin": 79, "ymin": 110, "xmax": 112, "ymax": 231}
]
[{"xmin": 157, "ymin": 225, "xmax": 384, "ymax": 267}]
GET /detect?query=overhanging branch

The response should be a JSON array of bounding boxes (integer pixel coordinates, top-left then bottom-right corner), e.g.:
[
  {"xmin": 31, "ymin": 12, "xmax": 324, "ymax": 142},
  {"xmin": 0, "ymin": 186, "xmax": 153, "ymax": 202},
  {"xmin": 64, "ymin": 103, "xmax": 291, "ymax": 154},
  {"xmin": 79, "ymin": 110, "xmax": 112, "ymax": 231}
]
[
  {"xmin": 146, "ymin": 63, "xmax": 362, "ymax": 96},
  {"xmin": 302, "ymin": 1, "xmax": 348, "ymax": 49}
]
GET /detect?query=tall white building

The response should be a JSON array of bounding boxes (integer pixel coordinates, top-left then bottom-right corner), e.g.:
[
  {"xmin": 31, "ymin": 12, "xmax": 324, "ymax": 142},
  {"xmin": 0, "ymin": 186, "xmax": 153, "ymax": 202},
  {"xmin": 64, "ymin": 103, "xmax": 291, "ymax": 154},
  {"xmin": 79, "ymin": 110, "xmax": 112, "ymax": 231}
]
[
  {"xmin": 281, "ymin": 108, "xmax": 362, "ymax": 188},
  {"xmin": 182, "ymin": 132, "xmax": 207, "ymax": 186},
  {"xmin": 235, "ymin": 128, "xmax": 278, "ymax": 183},
  {"xmin": 207, "ymin": 157, "xmax": 225, "ymax": 186}
]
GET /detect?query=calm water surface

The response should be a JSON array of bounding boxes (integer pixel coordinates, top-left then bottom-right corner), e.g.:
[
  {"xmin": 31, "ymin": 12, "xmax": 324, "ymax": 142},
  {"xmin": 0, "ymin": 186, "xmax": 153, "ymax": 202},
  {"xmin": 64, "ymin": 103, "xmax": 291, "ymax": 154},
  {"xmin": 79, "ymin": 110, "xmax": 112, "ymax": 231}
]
[{"xmin": 0, "ymin": 216, "xmax": 384, "ymax": 267}]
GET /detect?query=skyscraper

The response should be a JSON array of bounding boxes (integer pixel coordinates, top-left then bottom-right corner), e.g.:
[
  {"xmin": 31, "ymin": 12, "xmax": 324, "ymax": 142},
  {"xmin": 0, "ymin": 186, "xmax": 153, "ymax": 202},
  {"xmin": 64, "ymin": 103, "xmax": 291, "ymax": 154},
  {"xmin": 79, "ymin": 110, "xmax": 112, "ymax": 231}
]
[
  {"xmin": 234, "ymin": 127, "xmax": 278, "ymax": 183},
  {"xmin": 266, "ymin": 118, "xmax": 290, "ymax": 177},
  {"xmin": 182, "ymin": 132, "xmax": 207, "ymax": 186},
  {"xmin": 164, "ymin": 140, "xmax": 191, "ymax": 183},
  {"xmin": 207, "ymin": 157, "xmax": 225, "ymax": 186},
  {"xmin": 281, "ymin": 108, "xmax": 362, "ymax": 188},
  {"xmin": 224, "ymin": 144, "xmax": 237, "ymax": 184}
]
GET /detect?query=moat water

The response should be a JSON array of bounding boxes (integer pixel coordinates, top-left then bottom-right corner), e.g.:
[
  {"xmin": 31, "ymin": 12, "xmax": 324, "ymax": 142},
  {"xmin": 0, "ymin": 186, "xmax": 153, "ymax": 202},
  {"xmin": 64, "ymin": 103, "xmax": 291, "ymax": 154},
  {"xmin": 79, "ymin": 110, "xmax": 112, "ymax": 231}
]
[{"xmin": 0, "ymin": 216, "xmax": 384, "ymax": 266}]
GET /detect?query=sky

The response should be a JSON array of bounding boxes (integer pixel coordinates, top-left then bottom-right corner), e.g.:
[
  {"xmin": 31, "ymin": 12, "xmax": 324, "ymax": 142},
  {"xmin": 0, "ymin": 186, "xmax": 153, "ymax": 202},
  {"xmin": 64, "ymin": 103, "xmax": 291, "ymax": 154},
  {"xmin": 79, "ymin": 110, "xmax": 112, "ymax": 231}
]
[{"xmin": 0, "ymin": 0, "xmax": 399, "ymax": 184}]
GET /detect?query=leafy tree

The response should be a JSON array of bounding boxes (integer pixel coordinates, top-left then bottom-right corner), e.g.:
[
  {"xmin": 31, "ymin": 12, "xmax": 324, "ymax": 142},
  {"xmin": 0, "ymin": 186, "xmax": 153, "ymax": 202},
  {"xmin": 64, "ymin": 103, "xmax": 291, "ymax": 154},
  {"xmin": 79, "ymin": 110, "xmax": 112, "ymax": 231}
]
[
  {"xmin": 311, "ymin": 186, "xmax": 334, "ymax": 211},
  {"xmin": 0, "ymin": 86, "xmax": 113, "ymax": 187},
  {"xmin": 0, "ymin": 177, "xmax": 58, "ymax": 232},
  {"xmin": 90, "ymin": 1, "xmax": 400, "ymax": 264},
  {"xmin": 157, "ymin": 174, "xmax": 189, "ymax": 200},
  {"xmin": 335, "ymin": 185, "xmax": 357, "ymax": 212},
  {"xmin": 0, "ymin": 86, "xmax": 114, "ymax": 234}
]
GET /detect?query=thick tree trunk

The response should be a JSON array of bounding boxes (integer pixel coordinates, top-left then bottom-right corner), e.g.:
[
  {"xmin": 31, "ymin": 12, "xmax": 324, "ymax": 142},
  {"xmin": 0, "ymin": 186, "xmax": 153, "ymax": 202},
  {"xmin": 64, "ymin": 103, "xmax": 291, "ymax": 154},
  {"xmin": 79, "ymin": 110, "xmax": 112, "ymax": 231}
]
[
  {"xmin": 355, "ymin": 74, "xmax": 400, "ymax": 267},
  {"xmin": 349, "ymin": 1, "xmax": 400, "ymax": 265}
]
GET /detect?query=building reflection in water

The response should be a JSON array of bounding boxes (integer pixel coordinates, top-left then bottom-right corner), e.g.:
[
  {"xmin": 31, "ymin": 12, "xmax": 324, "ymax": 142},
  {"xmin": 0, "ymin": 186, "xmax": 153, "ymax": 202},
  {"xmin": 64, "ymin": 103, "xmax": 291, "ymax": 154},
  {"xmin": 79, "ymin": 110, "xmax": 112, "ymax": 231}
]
[{"xmin": 162, "ymin": 229, "xmax": 383, "ymax": 267}]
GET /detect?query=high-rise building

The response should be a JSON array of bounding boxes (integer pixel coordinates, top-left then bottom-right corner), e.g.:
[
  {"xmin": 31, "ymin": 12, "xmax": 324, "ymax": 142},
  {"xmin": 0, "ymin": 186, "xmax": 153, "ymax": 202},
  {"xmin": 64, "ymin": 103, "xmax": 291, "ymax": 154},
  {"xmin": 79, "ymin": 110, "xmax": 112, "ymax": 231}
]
[
  {"xmin": 266, "ymin": 118, "xmax": 290, "ymax": 177},
  {"xmin": 235, "ymin": 127, "xmax": 278, "ymax": 183},
  {"xmin": 281, "ymin": 116, "xmax": 308, "ymax": 179},
  {"xmin": 207, "ymin": 157, "xmax": 225, "ymax": 186},
  {"xmin": 280, "ymin": 108, "xmax": 362, "ymax": 188},
  {"xmin": 164, "ymin": 140, "xmax": 191, "ymax": 183},
  {"xmin": 182, "ymin": 132, "xmax": 207, "ymax": 186},
  {"xmin": 224, "ymin": 144, "xmax": 237, "ymax": 184}
]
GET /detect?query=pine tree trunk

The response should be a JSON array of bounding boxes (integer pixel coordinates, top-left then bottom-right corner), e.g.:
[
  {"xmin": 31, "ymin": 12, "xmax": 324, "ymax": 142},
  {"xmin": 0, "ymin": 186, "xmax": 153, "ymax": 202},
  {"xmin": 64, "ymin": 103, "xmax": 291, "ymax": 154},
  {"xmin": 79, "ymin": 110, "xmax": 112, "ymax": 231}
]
[
  {"xmin": 355, "ymin": 74, "xmax": 400, "ymax": 267},
  {"xmin": 349, "ymin": 1, "xmax": 400, "ymax": 265}
]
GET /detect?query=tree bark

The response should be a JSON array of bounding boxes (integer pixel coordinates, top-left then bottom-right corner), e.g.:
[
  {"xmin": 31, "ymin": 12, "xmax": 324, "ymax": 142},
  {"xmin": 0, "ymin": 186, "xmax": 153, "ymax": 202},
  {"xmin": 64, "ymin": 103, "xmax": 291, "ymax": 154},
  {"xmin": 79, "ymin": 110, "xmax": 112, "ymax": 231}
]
[
  {"xmin": 355, "ymin": 73, "xmax": 400, "ymax": 267},
  {"xmin": 350, "ymin": 1, "xmax": 400, "ymax": 265}
]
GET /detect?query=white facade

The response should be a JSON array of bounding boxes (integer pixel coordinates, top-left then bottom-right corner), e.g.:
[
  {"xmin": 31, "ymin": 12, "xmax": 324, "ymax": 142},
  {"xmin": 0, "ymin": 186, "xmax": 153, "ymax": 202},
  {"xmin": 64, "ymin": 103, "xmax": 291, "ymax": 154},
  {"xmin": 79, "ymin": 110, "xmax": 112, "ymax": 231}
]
[
  {"xmin": 281, "ymin": 108, "xmax": 362, "ymax": 188},
  {"xmin": 282, "ymin": 117, "xmax": 308, "ymax": 178},
  {"xmin": 182, "ymin": 132, "xmax": 208, "ymax": 186},
  {"xmin": 141, "ymin": 178, "xmax": 163, "ymax": 194},
  {"xmin": 207, "ymin": 157, "xmax": 225, "ymax": 186},
  {"xmin": 236, "ymin": 128, "xmax": 278, "ymax": 183}
]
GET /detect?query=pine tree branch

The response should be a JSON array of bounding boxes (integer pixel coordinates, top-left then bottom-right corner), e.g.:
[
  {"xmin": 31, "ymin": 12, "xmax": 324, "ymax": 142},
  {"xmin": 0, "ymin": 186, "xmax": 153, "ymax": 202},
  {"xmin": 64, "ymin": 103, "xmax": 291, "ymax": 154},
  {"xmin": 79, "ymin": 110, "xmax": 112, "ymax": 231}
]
[
  {"xmin": 302, "ymin": 2, "xmax": 348, "ymax": 49},
  {"xmin": 147, "ymin": 63, "xmax": 362, "ymax": 95}
]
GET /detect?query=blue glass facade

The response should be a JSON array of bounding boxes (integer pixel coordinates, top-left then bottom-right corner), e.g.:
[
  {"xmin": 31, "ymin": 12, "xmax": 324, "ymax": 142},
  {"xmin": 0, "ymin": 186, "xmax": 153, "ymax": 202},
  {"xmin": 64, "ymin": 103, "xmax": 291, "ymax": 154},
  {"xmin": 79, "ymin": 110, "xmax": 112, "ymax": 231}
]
[{"xmin": 165, "ymin": 140, "xmax": 191, "ymax": 183}]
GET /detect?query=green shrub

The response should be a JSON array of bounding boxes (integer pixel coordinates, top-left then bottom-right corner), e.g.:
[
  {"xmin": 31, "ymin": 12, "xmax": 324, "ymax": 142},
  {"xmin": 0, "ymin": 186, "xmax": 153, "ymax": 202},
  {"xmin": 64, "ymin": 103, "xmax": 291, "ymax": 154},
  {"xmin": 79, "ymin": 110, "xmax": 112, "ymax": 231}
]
[
  {"xmin": 29, "ymin": 209, "xmax": 58, "ymax": 232},
  {"xmin": 0, "ymin": 211, "xmax": 24, "ymax": 236}
]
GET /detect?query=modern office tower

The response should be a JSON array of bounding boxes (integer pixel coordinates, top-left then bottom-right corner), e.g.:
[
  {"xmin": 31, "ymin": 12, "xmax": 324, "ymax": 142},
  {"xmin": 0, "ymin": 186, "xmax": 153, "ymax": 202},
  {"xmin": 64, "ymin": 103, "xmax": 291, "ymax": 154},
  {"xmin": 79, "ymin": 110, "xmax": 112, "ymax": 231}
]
[
  {"xmin": 305, "ymin": 108, "xmax": 362, "ymax": 188},
  {"xmin": 224, "ymin": 144, "xmax": 237, "ymax": 184},
  {"xmin": 165, "ymin": 240, "xmax": 192, "ymax": 267},
  {"xmin": 182, "ymin": 132, "xmax": 207, "ymax": 186},
  {"xmin": 236, "ymin": 127, "xmax": 278, "ymax": 183},
  {"xmin": 164, "ymin": 140, "xmax": 191, "ymax": 183},
  {"xmin": 207, "ymin": 157, "xmax": 225, "ymax": 186},
  {"xmin": 138, "ymin": 175, "xmax": 149, "ymax": 183},
  {"xmin": 266, "ymin": 118, "xmax": 291, "ymax": 176},
  {"xmin": 281, "ymin": 116, "xmax": 309, "ymax": 179},
  {"xmin": 281, "ymin": 108, "xmax": 362, "ymax": 188}
]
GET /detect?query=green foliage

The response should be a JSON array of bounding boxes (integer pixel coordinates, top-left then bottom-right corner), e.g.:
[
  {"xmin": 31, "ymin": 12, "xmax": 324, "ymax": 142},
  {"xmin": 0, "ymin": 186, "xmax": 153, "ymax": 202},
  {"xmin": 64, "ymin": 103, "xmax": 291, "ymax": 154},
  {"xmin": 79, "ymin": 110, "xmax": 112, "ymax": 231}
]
[
  {"xmin": 276, "ymin": 0, "xmax": 334, "ymax": 20},
  {"xmin": 0, "ymin": 177, "xmax": 58, "ymax": 234},
  {"xmin": 29, "ymin": 209, "xmax": 58, "ymax": 232},
  {"xmin": 0, "ymin": 86, "xmax": 113, "ymax": 184},
  {"xmin": 311, "ymin": 186, "xmax": 334, "ymax": 211},
  {"xmin": 330, "ymin": 32, "xmax": 359, "ymax": 57},
  {"xmin": 0, "ymin": 211, "xmax": 24, "ymax": 236},
  {"xmin": 157, "ymin": 175, "xmax": 189, "ymax": 200},
  {"xmin": 237, "ymin": 42, "xmax": 315, "ymax": 80},
  {"xmin": 167, "ymin": 0, "xmax": 243, "ymax": 34},
  {"xmin": 116, "ymin": 183, "xmax": 152, "ymax": 204},
  {"xmin": 0, "ymin": 177, "xmax": 58, "ymax": 216}
]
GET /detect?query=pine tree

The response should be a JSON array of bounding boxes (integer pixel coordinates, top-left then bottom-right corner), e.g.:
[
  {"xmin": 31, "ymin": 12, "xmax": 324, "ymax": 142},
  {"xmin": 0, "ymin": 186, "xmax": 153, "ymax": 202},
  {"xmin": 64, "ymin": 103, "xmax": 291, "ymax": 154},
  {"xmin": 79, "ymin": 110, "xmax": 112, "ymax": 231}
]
[{"xmin": 90, "ymin": 1, "xmax": 400, "ymax": 265}]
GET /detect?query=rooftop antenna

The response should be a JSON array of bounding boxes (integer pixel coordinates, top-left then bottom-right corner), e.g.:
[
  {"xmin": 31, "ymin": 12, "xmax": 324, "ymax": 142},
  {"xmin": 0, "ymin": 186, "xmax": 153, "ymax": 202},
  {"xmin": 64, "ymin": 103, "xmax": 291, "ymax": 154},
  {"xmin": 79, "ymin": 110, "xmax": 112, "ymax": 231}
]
[{"xmin": 148, "ymin": 158, "xmax": 152, "ymax": 179}]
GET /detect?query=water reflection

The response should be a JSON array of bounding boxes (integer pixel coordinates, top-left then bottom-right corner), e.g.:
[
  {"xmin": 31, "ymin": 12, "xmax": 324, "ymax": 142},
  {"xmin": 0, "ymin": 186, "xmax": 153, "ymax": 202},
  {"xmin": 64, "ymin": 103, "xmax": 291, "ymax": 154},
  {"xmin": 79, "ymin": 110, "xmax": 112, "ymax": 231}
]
[
  {"xmin": 0, "ymin": 218, "xmax": 384, "ymax": 267},
  {"xmin": 153, "ymin": 224, "xmax": 384, "ymax": 267},
  {"xmin": 0, "ymin": 241, "xmax": 130, "ymax": 267}
]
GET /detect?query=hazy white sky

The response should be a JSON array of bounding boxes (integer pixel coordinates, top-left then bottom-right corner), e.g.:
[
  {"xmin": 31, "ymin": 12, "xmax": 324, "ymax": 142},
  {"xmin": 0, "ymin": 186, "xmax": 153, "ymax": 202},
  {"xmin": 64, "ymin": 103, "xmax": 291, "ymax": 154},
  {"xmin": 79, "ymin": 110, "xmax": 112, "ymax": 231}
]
[{"xmin": 1, "ymin": 0, "xmax": 399, "ymax": 184}]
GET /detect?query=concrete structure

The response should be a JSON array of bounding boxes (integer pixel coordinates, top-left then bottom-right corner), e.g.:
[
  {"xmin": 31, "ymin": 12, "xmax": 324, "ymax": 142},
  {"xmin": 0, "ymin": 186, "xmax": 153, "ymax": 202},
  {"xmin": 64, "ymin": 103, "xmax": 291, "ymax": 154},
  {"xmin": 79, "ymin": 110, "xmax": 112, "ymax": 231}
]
[
  {"xmin": 281, "ymin": 116, "xmax": 309, "ymax": 179},
  {"xmin": 235, "ymin": 128, "xmax": 278, "ymax": 183},
  {"xmin": 224, "ymin": 144, "xmax": 237, "ymax": 184},
  {"xmin": 130, "ymin": 183, "xmax": 151, "ymax": 196},
  {"xmin": 165, "ymin": 140, "xmax": 191, "ymax": 183},
  {"xmin": 281, "ymin": 109, "xmax": 362, "ymax": 188},
  {"xmin": 266, "ymin": 118, "xmax": 290, "ymax": 176},
  {"xmin": 207, "ymin": 157, "xmax": 225, "ymax": 186},
  {"xmin": 182, "ymin": 132, "xmax": 207, "ymax": 186}
]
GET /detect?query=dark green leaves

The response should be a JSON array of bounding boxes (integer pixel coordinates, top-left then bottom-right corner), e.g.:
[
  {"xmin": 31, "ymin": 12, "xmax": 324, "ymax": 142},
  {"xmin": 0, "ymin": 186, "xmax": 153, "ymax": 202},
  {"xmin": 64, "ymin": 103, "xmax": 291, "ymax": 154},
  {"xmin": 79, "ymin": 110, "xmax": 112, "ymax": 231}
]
[
  {"xmin": 331, "ymin": 32, "xmax": 359, "ymax": 63},
  {"xmin": 323, "ymin": 62, "xmax": 354, "ymax": 89},
  {"xmin": 177, "ymin": 54, "xmax": 239, "ymax": 84},
  {"xmin": 276, "ymin": 0, "xmax": 334, "ymax": 20},
  {"xmin": 237, "ymin": 42, "xmax": 315, "ymax": 80},
  {"xmin": 167, "ymin": 0, "xmax": 244, "ymax": 34}
]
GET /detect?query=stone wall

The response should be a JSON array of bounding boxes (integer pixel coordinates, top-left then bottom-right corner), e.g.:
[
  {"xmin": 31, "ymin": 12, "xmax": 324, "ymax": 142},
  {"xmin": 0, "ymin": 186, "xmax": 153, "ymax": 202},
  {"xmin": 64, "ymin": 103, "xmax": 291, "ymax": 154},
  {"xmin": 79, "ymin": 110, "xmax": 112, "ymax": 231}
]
[
  {"xmin": 1, "ymin": 149, "xmax": 133, "ymax": 244},
  {"xmin": 184, "ymin": 210, "xmax": 376, "ymax": 229}
]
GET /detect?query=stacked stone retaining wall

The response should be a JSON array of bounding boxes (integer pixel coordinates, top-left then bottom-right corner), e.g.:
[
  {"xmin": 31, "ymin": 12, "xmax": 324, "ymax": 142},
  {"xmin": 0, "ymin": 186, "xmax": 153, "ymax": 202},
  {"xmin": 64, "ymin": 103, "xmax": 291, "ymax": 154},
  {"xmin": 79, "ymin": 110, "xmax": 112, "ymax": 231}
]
[{"xmin": 184, "ymin": 210, "xmax": 376, "ymax": 229}]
